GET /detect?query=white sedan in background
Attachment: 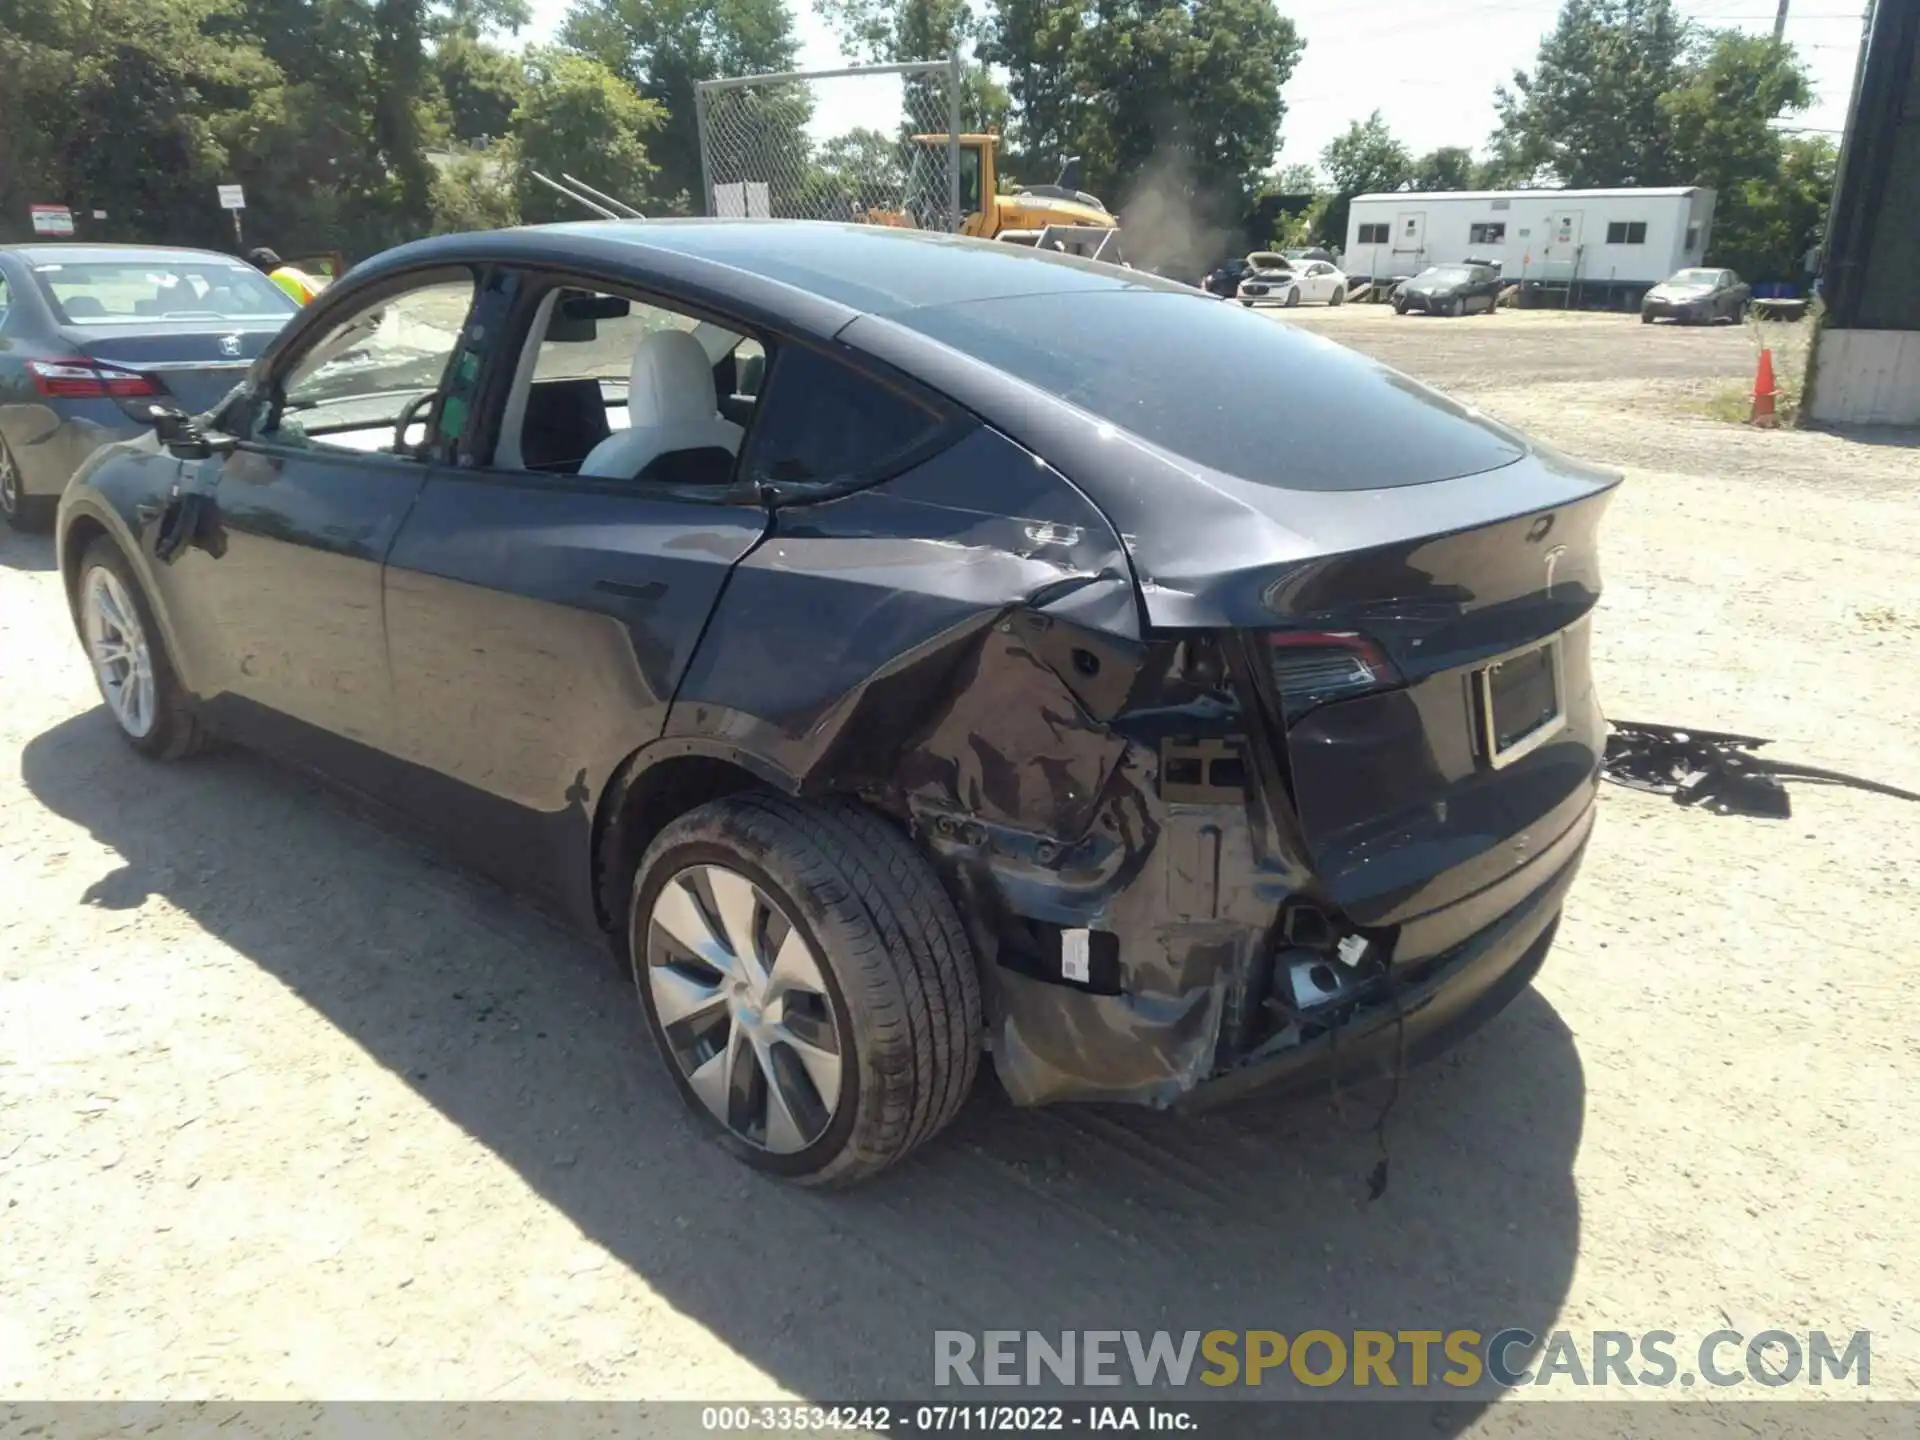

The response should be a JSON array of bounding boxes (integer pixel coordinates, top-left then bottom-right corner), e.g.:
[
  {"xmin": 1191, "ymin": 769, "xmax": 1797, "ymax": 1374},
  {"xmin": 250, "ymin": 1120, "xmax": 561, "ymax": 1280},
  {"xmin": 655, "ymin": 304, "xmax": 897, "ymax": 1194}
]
[{"xmin": 1236, "ymin": 255, "xmax": 1349, "ymax": 308}]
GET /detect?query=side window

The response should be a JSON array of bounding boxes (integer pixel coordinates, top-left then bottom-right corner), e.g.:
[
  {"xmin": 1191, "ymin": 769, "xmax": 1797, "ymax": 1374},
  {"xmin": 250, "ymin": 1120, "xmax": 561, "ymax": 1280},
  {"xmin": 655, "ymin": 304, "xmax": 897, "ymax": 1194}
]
[
  {"xmin": 744, "ymin": 345, "xmax": 948, "ymax": 489},
  {"xmin": 265, "ymin": 274, "xmax": 477, "ymax": 456}
]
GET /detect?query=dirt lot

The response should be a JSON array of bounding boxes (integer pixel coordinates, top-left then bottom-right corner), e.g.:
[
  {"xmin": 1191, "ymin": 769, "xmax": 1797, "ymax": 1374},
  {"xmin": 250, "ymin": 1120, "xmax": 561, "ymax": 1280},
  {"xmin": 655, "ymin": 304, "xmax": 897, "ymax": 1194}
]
[{"xmin": 3, "ymin": 306, "xmax": 1917, "ymax": 1412}]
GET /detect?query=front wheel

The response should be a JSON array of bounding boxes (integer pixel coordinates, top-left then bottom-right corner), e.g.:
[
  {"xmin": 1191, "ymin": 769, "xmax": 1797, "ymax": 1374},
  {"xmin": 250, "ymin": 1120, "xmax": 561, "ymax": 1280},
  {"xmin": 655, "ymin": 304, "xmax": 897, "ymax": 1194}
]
[
  {"xmin": 1393, "ymin": 299, "xmax": 1409, "ymax": 315},
  {"xmin": 1329, "ymin": 285, "xmax": 1345, "ymax": 306},
  {"xmin": 631, "ymin": 795, "xmax": 982, "ymax": 1187},
  {"xmin": 73, "ymin": 538, "xmax": 211, "ymax": 759},
  {"xmin": 1285, "ymin": 287, "xmax": 1301, "ymax": 308},
  {"xmin": 1240, "ymin": 298, "xmax": 1254, "ymax": 307},
  {"xmin": 1641, "ymin": 311, "xmax": 1655, "ymax": 324},
  {"xmin": 1448, "ymin": 297, "xmax": 1465, "ymax": 318}
]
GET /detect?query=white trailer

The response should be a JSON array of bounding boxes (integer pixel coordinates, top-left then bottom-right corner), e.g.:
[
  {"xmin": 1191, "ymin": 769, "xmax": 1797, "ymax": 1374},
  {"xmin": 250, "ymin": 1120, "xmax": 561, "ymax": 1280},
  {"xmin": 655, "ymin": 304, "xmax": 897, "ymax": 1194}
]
[{"xmin": 1344, "ymin": 187, "xmax": 1717, "ymax": 307}]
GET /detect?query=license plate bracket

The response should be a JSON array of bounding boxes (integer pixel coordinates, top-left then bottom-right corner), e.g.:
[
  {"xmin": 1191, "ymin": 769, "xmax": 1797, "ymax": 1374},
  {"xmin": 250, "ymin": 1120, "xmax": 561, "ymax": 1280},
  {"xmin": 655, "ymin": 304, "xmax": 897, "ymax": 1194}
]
[{"xmin": 1476, "ymin": 636, "xmax": 1566, "ymax": 769}]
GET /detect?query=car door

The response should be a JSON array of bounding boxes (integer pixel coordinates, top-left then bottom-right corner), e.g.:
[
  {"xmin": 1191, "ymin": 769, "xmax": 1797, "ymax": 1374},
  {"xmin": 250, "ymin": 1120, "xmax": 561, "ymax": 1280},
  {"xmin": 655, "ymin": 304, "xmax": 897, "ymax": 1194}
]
[
  {"xmin": 377, "ymin": 269, "xmax": 772, "ymax": 911},
  {"xmin": 151, "ymin": 264, "xmax": 485, "ymax": 779}
]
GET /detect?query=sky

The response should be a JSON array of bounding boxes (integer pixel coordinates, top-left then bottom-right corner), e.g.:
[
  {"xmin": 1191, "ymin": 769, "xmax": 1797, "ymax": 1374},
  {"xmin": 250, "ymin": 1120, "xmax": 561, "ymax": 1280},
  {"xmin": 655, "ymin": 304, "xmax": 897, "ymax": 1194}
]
[{"xmin": 523, "ymin": 0, "xmax": 1866, "ymax": 178}]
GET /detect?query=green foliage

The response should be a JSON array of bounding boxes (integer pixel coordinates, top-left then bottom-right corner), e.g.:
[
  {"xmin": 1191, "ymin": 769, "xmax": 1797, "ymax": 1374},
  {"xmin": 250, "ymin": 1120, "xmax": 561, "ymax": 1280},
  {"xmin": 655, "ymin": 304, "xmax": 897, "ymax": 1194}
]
[
  {"xmin": 1490, "ymin": 0, "xmax": 1692, "ymax": 186},
  {"xmin": 561, "ymin": 0, "xmax": 799, "ymax": 215},
  {"xmin": 1411, "ymin": 146, "xmax": 1474, "ymax": 193},
  {"xmin": 1710, "ymin": 134, "xmax": 1836, "ymax": 284},
  {"xmin": 428, "ymin": 148, "xmax": 519, "ymax": 232},
  {"xmin": 436, "ymin": 30, "xmax": 525, "ymax": 143},
  {"xmin": 1313, "ymin": 110, "xmax": 1411, "ymax": 246},
  {"xmin": 511, "ymin": 46, "xmax": 664, "ymax": 221}
]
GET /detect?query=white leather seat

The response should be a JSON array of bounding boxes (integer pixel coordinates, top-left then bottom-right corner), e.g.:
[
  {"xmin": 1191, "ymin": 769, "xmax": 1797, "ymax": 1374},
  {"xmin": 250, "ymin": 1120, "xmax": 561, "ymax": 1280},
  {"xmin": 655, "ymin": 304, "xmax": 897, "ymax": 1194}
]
[{"xmin": 579, "ymin": 328, "xmax": 743, "ymax": 480}]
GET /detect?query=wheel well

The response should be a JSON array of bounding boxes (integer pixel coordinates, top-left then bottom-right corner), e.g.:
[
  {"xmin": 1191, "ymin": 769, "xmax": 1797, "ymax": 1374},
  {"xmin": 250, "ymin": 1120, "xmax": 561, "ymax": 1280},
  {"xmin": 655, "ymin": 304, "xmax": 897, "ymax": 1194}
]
[
  {"xmin": 61, "ymin": 515, "xmax": 109, "ymax": 606},
  {"xmin": 591, "ymin": 753, "xmax": 770, "ymax": 938}
]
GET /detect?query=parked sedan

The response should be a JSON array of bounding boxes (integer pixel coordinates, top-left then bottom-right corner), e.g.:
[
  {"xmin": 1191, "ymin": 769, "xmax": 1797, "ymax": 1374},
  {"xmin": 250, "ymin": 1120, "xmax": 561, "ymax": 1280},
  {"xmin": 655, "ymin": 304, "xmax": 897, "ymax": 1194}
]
[
  {"xmin": 0, "ymin": 244, "xmax": 298, "ymax": 529},
  {"xmin": 1641, "ymin": 267, "xmax": 1750, "ymax": 324},
  {"xmin": 1236, "ymin": 254, "xmax": 1348, "ymax": 308},
  {"xmin": 1202, "ymin": 255, "xmax": 1252, "ymax": 297},
  {"xmin": 57, "ymin": 220, "xmax": 1616, "ymax": 1185},
  {"xmin": 1394, "ymin": 262, "xmax": 1504, "ymax": 316}
]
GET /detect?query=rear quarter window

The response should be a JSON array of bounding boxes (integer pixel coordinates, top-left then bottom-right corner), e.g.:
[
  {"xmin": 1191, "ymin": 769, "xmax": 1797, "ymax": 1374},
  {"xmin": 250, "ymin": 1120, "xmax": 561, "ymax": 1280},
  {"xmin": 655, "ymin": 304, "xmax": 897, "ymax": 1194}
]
[
  {"xmin": 898, "ymin": 291, "xmax": 1526, "ymax": 492},
  {"xmin": 745, "ymin": 344, "xmax": 952, "ymax": 489}
]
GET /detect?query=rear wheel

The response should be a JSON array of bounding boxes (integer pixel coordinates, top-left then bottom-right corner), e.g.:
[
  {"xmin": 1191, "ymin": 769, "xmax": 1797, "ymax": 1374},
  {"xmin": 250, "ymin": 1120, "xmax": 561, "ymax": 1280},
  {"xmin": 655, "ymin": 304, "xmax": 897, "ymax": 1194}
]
[
  {"xmin": 74, "ymin": 538, "xmax": 210, "ymax": 759},
  {"xmin": 631, "ymin": 794, "xmax": 981, "ymax": 1187},
  {"xmin": 0, "ymin": 434, "xmax": 51, "ymax": 532},
  {"xmin": 1329, "ymin": 284, "xmax": 1345, "ymax": 306}
]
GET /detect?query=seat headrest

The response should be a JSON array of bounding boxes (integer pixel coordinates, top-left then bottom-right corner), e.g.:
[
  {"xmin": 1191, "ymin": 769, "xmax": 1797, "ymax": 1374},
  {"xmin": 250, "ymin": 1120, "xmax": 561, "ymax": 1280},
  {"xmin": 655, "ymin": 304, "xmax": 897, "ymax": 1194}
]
[{"xmin": 629, "ymin": 329, "xmax": 718, "ymax": 428}]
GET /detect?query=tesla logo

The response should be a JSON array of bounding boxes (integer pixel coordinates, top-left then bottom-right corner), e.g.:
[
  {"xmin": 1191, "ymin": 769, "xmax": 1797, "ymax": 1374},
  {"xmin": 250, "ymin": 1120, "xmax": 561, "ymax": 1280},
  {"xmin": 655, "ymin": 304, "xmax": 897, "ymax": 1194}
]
[
  {"xmin": 218, "ymin": 334, "xmax": 242, "ymax": 357},
  {"xmin": 1543, "ymin": 544, "xmax": 1568, "ymax": 596}
]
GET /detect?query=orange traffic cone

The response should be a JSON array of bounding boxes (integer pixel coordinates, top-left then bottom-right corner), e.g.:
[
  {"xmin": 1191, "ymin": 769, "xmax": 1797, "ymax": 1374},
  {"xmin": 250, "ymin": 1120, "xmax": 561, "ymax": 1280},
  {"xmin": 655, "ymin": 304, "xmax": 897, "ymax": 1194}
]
[{"xmin": 1750, "ymin": 347, "xmax": 1779, "ymax": 428}]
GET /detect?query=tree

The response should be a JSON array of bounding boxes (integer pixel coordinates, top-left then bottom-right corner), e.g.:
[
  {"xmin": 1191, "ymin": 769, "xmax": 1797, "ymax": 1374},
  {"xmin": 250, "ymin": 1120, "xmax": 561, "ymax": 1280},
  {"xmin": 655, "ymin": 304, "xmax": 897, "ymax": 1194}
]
[
  {"xmin": 434, "ymin": 30, "xmax": 525, "ymax": 143},
  {"xmin": 512, "ymin": 46, "xmax": 664, "ymax": 220},
  {"xmin": 1707, "ymin": 133, "xmax": 1833, "ymax": 282},
  {"xmin": 562, "ymin": 0, "xmax": 800, "ymax": 213},
  {"xmin": 1663, "ymin": 31, "xmax": 1812, "ymax": 194},
  {"xmin": 1490, "ymin": 0, "xmax": 1691, "ymax": 187},
  {"xmin": 1315, "ymin": 110, "xmax": 1411, "ymax": 246},
  {"xmin": 1410, "ymin": 146, "xmax": 1474, "ymax": 192}
]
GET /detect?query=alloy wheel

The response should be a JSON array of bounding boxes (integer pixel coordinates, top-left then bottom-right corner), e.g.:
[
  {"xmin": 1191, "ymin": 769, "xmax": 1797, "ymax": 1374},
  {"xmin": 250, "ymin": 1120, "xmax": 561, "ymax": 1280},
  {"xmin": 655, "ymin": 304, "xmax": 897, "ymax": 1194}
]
[
  {"xmin": 81, "ymin": 565, "xmax": 157, "ymax": 739},
  {"xmin": 645, "ymin": 863, "xmax": 845, "ymax": 1154}
]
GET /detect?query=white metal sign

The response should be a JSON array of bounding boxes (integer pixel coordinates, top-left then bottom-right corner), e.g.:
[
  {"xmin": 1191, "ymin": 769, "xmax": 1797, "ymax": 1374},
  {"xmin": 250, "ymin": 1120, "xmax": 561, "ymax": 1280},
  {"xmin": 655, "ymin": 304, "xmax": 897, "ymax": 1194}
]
[
  {"xmin": 217, "ymin": 184, "xmax": 246, "ymax": 211},
  {"xmin": 29, "ymin": 204, "xmax": 74, "ymax": 236}
]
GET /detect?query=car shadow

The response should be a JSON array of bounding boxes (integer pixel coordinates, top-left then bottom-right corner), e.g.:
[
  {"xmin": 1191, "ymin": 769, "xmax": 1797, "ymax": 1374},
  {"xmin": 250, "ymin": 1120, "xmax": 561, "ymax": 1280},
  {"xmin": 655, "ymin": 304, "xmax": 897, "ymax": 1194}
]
[
  {"xmin": 0, "ymin": 525, "xmax": 58, "ymax": 573},
  {"xmin": 21, "ymin": 709, "xmax": 1586, "ymax": 1418}
]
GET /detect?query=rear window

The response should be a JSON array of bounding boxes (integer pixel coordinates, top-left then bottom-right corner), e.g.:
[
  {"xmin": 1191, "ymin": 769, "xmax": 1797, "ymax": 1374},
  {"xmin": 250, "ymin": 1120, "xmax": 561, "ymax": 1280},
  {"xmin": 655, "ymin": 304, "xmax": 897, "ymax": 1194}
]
[
  {"xmin": 897, "ymin": 291, "xmax": 1526, "ymax": 492},
  {"xmin": 33, "ymin": 260, "xmax": 295, "ymax": 325}
]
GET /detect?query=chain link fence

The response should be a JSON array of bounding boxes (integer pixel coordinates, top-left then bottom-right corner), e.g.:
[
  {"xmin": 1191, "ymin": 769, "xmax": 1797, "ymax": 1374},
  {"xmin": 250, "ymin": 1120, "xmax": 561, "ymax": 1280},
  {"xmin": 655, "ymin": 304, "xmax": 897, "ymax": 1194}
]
[{"xmin": 694, "ymin": 60, "xmax": 969, "ymax": 231}]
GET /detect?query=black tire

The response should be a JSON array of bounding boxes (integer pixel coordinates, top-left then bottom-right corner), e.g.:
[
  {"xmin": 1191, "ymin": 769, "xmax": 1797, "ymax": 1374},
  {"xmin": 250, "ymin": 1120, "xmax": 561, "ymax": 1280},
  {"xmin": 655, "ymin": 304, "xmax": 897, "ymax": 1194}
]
[
  {"xmin": 1285, "ymin": 287, "xmax": 1300, "ymax": 308},
  {"xmin": 73, "ymin": 537, "xmax": 212, "ymax": 760},
  {"xmin": 1393, "ymin": 299, "xmax": 1408, "ymax": 315},
  {"xmin": 1641, "ymin": 311, "xmax": 1654, "ymax": 324},
  {"xmin": 0, "ymin": 433, "xmax": 52, "ymax": 532},
  {"xmin": 1448, "ymin": 296, "xmax": 1465, "ymax": 318},
  {"xmin": 630, "ymin": 793, "xmax": 982, "ymax": 1187},
  {"xmin": 1329, "ymin": 285, "xmax": 1345, "ymax": 306},
  {"xmin": 1239, "ymin": 298, "xmax": 1254, "ymax": 307}
]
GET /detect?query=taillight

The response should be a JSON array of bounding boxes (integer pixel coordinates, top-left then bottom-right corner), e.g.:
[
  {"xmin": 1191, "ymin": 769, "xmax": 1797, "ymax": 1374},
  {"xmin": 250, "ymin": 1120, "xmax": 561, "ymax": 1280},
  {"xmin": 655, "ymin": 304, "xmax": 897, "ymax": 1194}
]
[
  {"xmin": 28, "ymin": 360, "xmax": 161, "ymax": 399},
  {"xmin": 1263, "ymin": 630, "xmax": 1401, "ymax": 723}
]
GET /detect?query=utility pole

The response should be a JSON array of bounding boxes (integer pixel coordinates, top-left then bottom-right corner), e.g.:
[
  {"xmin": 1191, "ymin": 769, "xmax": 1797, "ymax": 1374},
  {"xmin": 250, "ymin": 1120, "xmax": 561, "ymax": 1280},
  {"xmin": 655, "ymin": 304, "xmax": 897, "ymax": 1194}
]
[{"xmin": 1774, "ymin": 0, "xmax": 1789, "ymax": 42}]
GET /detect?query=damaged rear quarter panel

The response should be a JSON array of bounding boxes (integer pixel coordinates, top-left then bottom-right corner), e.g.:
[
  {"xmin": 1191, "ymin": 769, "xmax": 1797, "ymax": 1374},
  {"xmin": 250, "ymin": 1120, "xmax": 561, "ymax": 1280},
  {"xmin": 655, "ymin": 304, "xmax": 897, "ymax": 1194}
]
[{"xmin": 665, "ymin": 425, "xmax": 1302, "ymax": 1108}]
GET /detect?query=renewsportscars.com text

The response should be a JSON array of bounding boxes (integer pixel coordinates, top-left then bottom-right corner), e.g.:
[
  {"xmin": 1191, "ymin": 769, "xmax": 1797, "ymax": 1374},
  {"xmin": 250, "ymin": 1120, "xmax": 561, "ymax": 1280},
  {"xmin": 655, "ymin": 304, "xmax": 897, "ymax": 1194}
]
[{"xmin": 933, "ymin": 1329, "xmax": 1870, "ymax": 1391}]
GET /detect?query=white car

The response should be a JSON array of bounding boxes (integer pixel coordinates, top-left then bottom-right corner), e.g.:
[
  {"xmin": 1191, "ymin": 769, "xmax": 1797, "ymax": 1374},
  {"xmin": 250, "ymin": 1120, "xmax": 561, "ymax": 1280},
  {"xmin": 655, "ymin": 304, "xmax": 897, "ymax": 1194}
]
[{"xmin": 1236, "ymin": 254, "xmax": 1349, "ymax": 308}]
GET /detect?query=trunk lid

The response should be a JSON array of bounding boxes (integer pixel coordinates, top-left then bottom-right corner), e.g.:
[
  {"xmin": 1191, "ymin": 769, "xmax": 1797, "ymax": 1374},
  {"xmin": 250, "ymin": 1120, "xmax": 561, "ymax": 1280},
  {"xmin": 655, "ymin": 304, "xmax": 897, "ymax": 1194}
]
[
  {"xmin": 1254, "ymin": 485, "xmax": 1614, "ymax": 935},
  {"xmin": 63, "ymin": 323, "xmax": 283, "ymax": 414}
]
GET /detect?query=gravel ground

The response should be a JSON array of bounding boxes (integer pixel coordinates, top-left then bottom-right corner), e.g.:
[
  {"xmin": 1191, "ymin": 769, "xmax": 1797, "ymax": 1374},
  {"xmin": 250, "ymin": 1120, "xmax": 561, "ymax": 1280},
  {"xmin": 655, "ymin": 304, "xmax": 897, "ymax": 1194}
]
[{"xmin": 3, "ymin": 304, "xmax": 1917, "ymax": 1415}]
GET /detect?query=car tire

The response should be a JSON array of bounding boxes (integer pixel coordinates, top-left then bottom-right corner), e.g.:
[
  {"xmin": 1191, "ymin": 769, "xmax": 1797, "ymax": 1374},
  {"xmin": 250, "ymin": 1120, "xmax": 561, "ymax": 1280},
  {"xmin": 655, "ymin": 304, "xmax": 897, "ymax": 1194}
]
[
  {"xmin": 1329, "ymin": 285, "xmax": 1345, "ymax": 306},
  {"xmin": 0, "ymin": 434, "xmax": 52, "ymax": 533},
  {"xmin": 1285, "ymin": 287, "xmax": 1301, "ymax": 308},
  {"xmin": 1393, "ymin": 299, "xmax": 1408, "ymax": 315},
  {"xmin": 1448, "ymin": 297, "xmax": 1465, "ymax": 318},
  {"xmin": 73, "ymin": 537, "xmax": 211, "ymax": 760},
  {"xmin": 1641, "ymin": 312, "xmax": 1654, "ymax": 324},
  {"xmin": 630, "ymin": 793, "xmax": 982, "ymax": 1187}
]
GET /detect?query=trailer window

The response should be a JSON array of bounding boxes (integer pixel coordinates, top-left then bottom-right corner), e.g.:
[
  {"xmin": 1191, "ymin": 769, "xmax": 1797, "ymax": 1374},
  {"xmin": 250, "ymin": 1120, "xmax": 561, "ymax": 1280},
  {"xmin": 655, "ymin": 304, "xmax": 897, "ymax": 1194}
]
[
  {"xmin": 1686, "ymin": 224, "xmax": 1701, "ymax": 250},
  {"xmin": 1470, "ymin": 222, "xmax": 1506, "ymax": 244},
  {"xmin": 1356, "ymin": 223, "xmax": 1389, "ymax": 244},
  {"xmin": 1606, "ymin": 221, "xmax": 1648, "ymax": 244}
]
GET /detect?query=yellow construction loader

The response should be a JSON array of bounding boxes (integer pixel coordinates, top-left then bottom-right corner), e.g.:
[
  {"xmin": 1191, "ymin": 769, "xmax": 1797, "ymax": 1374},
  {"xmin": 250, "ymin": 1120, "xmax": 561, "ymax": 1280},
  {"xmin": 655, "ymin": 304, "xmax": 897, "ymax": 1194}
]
[{"xmin": 864, "ymin": 133, "xmax": 1122, "ymax": 256}]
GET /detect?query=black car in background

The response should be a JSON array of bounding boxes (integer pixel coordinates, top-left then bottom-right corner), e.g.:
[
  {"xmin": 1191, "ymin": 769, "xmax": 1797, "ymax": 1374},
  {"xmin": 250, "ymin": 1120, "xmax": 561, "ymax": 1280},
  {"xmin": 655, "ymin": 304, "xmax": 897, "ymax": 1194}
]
[
  {"xmin": 55, "ymin": 220, "xmax": 1616, "ymax": 1186},
  {"xmin": 0, "ymin": 244, "xmax": 297, "ymax": 529},
  {"xmin": 1203, "ymin": 256, "xmax": 1253, "ymax": 296},
  {"xmin": 1641, "ymin": 267, "xmax": 1751, "ymax": 324},
  {"xmin": 1395, "ymin": 261, "xmax": 1504, "ymax": 316}
]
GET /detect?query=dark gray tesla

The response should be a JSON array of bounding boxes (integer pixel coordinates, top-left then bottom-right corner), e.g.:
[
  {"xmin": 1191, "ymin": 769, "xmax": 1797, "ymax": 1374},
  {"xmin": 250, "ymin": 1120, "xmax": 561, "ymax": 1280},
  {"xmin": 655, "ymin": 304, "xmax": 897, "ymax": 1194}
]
[
  {"xmin": 55, "ymin": 220, "xmax": 1618, "ymax": 1186},
  {"xmin": 0, "ymin": 244, "xmax": 297, "ymax": 529}
]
